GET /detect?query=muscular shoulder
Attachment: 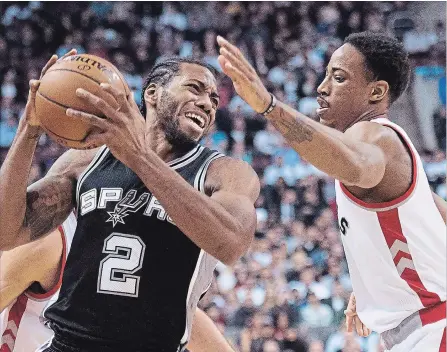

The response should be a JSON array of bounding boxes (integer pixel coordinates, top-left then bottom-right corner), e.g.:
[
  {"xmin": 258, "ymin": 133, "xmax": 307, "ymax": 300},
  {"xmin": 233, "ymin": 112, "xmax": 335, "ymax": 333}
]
[
  {"xmin": 48, "ymin": 147, "xmax": 101, "ymax": 180},
  {"xmin": 205, "ymin": 156, "xmax": 260, "ymax": 202},
  {"xmin": 345, "ymin": 121, "xmax": 405, "ymax": 160}
]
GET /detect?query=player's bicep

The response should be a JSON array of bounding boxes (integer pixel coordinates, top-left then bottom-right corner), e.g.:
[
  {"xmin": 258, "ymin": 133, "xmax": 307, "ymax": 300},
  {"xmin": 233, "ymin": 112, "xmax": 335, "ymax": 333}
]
[
  {"xmin": 344, "ymin": 122, "xmax": 391, "ymax": 188},
  {"xmin": 17, "ymin": 149, "xmax": 93, "ymax": 246},
  {"xmin": 208, "ymin": 158, "xmax": 260, "ymax": 253},
  {"xmin": 211, "ymin": 190, "xmax": 257, "ymax": 237},
  {"xmin": 21, "ymin": 173, "xmax": 75, "ymax": 244}
]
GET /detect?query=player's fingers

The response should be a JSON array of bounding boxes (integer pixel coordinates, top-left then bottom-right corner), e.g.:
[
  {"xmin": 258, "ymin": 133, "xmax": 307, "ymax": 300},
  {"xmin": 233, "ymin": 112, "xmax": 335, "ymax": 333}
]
[
  {"xmin": 354, "ymin": 316, "xmax": 366, "ymax": 336},
  {"xmin": 60, "ymin": 48, "xmax": 77, "ymax": 60},
  {"xmin": 40, "ymin": 55, "xmax": 58, "ymax": 78},
  {"xmin": 29, "ymin": 80, "xmax": 40, "ymax": 94},
  {"xmin": 66, "ymin": 109, "xmax": 109, "ymax": 130},
  {"xmin": 219, "ymin": 47, "xmax": 253, "ymax": 80},
  {"xmin": 346, "ymin": 316, "xmax": 354, "ymax": 332},
  {"xmin": 218, "ymin": 55, "xmax": 248, "ymax": 84},
  {"xmin": 75, "ymin": 88, "xmax": 117, "ymax": 119},
  {"xmin": 126, "ymin": 90, "xmax": 140, "ymax": 111},
  {"xmin": 217, "ymin": 36, "xmax": 256, "ymax": 75},
  {"xmin": 100, "ymin": 83, "xmax": 129, "ymax": 113},
  {"xmin": 78, "ymin": 130, "xmax": 107, "ymax": 150}
]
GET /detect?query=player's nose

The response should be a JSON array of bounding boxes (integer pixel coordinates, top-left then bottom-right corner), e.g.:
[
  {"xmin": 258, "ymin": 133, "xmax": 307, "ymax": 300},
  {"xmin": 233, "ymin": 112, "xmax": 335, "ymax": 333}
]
[
  {"xmin": 317, "ymin": 77, "xmax": 330, "ymax": 97},
  {"xmin": 195, "ymin": 95, "xmax": 213, "ymax": 116}
]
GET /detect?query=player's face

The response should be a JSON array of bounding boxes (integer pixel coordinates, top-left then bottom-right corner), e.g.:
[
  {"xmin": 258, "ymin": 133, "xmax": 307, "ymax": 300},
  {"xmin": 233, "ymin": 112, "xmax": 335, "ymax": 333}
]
[
  {"xmin": 157, "ymin": 64, "xmax": 219, "ymax": 150},
  {"xmin": 316, "ymin": 44, "xmax": 375, "ymax": 131}
]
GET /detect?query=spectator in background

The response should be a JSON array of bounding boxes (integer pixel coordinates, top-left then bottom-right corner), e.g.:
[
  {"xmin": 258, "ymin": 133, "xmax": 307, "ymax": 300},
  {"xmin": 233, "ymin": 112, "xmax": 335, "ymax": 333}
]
[
  {"xmin": 299, "ymin": 292, "xmax": 334, "ymax": 328},
  {"xmin": 308, "ymin": 340, "xmax": 325, "ymax": 352},
  {"xmin": 433, "ymin": 105, "xmax": 446, "ymax": 151}
]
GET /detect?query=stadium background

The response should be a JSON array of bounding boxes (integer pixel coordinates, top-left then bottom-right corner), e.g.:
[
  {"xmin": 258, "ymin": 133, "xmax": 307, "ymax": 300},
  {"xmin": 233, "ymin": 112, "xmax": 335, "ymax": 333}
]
[{"xmin": 0, "ymin": 2, "xmax": 445, "ymax": 351}]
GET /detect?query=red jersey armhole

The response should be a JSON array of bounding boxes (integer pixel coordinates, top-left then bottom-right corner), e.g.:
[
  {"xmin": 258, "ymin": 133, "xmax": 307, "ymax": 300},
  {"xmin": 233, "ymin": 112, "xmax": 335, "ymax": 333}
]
[{"xmin": 339, "ymin": 122, "xmax": 418, "ymax": 210}]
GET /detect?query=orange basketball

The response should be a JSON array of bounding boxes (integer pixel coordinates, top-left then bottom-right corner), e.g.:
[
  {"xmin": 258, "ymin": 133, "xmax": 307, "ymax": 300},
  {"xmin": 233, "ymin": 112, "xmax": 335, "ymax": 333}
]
[{"xmin": 35, "ymin": 54, "xmax": 129, "ymax": 149}]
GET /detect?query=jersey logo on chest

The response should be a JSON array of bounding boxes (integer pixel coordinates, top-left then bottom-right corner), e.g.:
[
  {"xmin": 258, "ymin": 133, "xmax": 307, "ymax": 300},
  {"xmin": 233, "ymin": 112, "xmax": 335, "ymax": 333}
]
[{"xmin": 80, "ymin": 188, "xmax": 175, "ymax": 227}]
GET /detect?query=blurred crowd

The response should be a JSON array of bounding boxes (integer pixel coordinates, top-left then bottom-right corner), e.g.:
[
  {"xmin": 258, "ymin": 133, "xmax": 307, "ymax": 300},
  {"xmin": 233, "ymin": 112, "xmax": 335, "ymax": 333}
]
[{"xmin": 0, "ymin": 2, "xmax": 445, "ymax": 352}]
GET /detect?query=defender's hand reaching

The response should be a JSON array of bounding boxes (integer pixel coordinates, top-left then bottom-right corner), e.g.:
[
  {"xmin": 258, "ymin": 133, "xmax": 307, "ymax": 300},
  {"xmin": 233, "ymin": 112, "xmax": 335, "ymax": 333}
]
[
  {"xmin": 66, "ymin": 84, "xmax": 146, "ymax": 169},
  {"xmin": 344, "ymin": 293, "xmax": 371, "ymax": 337},
  {"xmin": 217, "ymin": 36, "xmax": 271, "ymax": 114}
]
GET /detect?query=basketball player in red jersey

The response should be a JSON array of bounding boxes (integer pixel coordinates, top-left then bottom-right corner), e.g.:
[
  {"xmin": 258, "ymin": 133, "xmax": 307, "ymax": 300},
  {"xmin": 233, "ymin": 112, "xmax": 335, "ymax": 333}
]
[
  {"xmin": 0, "ymin": 215, "xmax": 235, "ymax": 352},
  {"xmin": 217, "ymin": 32, "xmax": 446, "ymax": 352}
]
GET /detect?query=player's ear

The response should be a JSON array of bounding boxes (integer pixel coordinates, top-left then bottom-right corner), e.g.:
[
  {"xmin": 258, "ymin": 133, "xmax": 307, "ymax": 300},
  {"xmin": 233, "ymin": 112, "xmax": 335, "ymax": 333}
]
[
  {"xmin": 144, "ymin": 83, "xmax": 158, "ymax": 107},
  {"xmin": 369, "ymin": 80, "xmax": 389, "ymax": 103}
]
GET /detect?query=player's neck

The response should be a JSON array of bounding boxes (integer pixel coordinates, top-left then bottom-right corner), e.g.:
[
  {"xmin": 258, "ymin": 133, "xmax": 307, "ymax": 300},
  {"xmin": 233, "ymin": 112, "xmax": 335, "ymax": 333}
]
[
  {"xmin": 147, "ymin": 128, "xmax": 195, "ymax": 164},
  {"xmin": 345, "ymin": 108, "xmax": 389, "ymax": 131}
]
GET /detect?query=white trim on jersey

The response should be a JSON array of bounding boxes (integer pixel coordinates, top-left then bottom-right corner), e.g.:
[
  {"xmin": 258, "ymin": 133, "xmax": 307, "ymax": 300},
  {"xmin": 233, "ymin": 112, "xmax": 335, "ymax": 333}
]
[
  {"xmin": 179, "ymin": 151, "xmax": 224, "ymax": 346},
  {"xmin": 168, "ymin": 145, "xmax": 204, "ymax": 169},
  {"xmin": 180, "ymin": 250, "xmax": 206, "ymax": 345},
  {"xmin": 76, "ymin": 146, "xmax": 109, "ymax": 213}
]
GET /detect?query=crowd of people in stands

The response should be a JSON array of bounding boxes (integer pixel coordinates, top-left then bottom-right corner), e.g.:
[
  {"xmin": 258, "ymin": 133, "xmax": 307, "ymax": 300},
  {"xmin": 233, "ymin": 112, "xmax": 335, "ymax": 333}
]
[{"xmin": 0, "ymin": 2, "xmax": 445, "ymax": 351}]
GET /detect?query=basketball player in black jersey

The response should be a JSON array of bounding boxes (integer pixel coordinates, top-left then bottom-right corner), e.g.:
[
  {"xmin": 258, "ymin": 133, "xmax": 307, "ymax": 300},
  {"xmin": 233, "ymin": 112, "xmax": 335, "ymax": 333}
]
[{"xmin": 0, "ymin": 51, "xmax": 260, "ymax": 351}]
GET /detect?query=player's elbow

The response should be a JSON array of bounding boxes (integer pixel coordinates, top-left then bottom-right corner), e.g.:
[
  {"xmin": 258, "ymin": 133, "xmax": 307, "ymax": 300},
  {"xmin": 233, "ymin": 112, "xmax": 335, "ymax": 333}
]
[{"xmin": 216, "ymin": 230, "xmax": 251, "ymax": 266}]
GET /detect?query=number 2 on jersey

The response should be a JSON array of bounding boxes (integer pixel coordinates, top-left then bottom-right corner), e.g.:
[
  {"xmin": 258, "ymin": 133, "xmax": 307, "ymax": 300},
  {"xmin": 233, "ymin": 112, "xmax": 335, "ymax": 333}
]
[{"xmin": 97, "ymin": 233, "xmax": 146, "ymax": 297}]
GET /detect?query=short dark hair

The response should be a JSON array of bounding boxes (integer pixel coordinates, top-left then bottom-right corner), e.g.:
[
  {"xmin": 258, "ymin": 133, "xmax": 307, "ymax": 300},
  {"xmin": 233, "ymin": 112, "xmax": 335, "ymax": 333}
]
[
  {"xmin": 344, "ymin": 31, "xmax": 410, "ymax": 103},
  {"xmin": 140, "ymin": 57, "xmax": 219, "ymax": 116}
]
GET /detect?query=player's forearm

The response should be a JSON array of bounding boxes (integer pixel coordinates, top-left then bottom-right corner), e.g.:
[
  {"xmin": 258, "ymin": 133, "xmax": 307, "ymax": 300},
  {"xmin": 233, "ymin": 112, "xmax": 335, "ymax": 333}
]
[
  {"xmin": 0, "ymin": 120, "xmax": 41, "ymax": 249},
  {"xmin": 267, "ymin": 101, "xmax": 384, "ymax": 187},
  {"xmin": 187, "ymin": 308, "xmax": 235, "ymax": 352},
  {"xmin": 130, "ymin": 155, "xmax": 247, "ymax": 265}
]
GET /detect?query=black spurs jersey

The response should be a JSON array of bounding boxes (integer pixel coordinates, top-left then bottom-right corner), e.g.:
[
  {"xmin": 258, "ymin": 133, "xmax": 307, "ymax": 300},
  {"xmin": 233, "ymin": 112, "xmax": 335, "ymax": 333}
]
[{"xmin": 44, "ymin": 145, "xmax": 223, "ymax": 352}]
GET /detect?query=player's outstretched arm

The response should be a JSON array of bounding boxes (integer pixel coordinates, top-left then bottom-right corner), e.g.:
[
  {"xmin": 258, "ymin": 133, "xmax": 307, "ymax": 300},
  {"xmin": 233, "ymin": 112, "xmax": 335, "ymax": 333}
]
[
  {"xmin": 0, "ymin": 228, "xmax": 62, "ymax": 311},
  {"xmin": 216, "ymin": 36, "xmax": 388, "ymax": 189},
  {"xmin": 187, "ymin": 308, "xmax": 236, "ymax": 352}
]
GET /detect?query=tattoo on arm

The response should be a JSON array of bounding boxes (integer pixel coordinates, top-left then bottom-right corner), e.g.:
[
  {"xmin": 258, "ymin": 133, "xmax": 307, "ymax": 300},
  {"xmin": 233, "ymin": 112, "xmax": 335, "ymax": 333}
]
[
  {"xmin": 270, "ymin": 109, "xmax": 315, "ymax": 144},
  {"xmin": 24, "ymin": 178, "xmax": 75, "ymax": 241}
]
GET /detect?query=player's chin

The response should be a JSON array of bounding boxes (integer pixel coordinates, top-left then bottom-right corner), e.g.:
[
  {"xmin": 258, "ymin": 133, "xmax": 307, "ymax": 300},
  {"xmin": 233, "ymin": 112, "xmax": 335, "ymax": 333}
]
[{"xmin": 181, "ymin": 120, "xmax": 206, "ymax": 140}]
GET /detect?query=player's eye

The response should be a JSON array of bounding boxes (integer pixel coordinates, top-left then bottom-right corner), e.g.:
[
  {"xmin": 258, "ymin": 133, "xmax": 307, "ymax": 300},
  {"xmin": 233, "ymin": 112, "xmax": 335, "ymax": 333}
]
[
  {"xmin": 187, "ymin": 84, "xmax": 200, "ymax": 93},
  {"xmin": 334, "ymin": 76, "xmax": 345, "ymax": 83}
]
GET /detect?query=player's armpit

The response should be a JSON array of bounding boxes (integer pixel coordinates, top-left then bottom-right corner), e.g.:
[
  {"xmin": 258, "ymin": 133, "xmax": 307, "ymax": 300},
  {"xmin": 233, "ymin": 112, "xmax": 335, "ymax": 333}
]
[{"xmin": 187, "ymin": 308, "xmax": 235, "ymax": 352}]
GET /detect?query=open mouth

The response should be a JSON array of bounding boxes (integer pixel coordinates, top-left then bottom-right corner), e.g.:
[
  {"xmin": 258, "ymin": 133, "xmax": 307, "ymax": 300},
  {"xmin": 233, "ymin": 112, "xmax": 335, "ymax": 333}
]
[{"xmin": 185, "ymin": 112, "xmax": 206, "ymax": 129}]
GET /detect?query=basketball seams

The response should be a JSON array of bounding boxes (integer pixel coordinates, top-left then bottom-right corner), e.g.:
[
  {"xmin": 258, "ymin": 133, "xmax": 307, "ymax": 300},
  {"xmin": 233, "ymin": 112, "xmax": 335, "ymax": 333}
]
[
  {"xmin": 36, "ymin": 91, "xmax": 71, "ymax": 110},
  {"xmin": 45, "ymin": 68, "xmax": 102, "ymax": 85}
]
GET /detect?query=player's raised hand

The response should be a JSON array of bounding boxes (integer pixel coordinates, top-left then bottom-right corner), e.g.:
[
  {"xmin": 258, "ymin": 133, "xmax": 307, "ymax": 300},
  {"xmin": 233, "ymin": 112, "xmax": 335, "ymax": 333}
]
[
  {"xmin": 344, "ymin": 292, "xmax": 371, "ymax": 337},
  {"xmin": 23, "ymin": 49, "xmax": 78, "ymax": 132},
  {"xmin": 66, "ymin": 83, "xmax": 146, "ymax": 168},
  {"xmin": 216, "ymin": 36, "xmax": 271, "ymax": 114}
]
